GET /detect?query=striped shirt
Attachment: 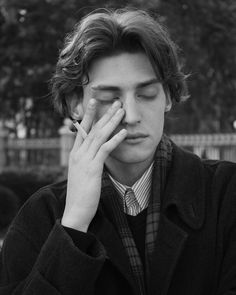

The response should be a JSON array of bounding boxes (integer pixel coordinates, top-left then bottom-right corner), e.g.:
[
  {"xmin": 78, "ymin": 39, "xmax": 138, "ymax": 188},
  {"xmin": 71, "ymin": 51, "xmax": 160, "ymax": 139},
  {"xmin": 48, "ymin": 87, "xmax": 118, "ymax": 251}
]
[{"xmin": 108, "ymin": 162, "xmax": 154, "ymax": 216}]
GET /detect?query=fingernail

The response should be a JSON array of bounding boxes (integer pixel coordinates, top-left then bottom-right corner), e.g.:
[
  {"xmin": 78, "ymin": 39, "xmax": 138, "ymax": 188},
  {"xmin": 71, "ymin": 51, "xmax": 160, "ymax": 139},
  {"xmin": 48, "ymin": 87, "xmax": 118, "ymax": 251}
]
[
  {"xmin": 89, "ymin": 98, "xmax": 96, "ymax": 106},
  {"xmin": 113, "ymin": 100, "xmax": 121, "ymax": 108},
  {"xmin": 119, "ymin": 129, "xmax": 127, "ymax": 136}
]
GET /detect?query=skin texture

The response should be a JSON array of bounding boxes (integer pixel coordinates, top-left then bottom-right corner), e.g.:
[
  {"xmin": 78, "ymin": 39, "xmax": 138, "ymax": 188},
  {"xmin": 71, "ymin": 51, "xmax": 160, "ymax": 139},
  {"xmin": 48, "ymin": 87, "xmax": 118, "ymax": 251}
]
[{"xmin": 61, "ymin": 52, "xmax": 171, "ymax": 232}]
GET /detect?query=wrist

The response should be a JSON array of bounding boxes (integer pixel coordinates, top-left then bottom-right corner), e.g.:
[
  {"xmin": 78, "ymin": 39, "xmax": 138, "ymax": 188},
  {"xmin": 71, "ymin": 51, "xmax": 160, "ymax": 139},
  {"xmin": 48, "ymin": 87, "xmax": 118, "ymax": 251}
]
[{"xmin": 61, "ymin": 215, "xmax": 89, "ymax": 233}]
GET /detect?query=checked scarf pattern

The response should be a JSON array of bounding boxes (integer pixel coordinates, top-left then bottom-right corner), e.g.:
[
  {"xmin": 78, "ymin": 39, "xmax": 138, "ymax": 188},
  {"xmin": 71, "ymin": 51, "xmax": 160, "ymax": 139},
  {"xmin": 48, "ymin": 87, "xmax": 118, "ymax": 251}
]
[{"xmin": 102, "ymin": 135, "xmax": 172, "ymax": 295}]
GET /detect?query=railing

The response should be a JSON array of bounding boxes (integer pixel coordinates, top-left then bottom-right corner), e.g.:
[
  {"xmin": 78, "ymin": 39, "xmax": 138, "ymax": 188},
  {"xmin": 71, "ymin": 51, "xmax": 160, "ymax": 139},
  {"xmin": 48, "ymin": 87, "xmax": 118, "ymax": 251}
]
[
  {"xmin": 0, "ymin": 121, "xmax": 75, "ymax": 171},
  {"xmin": 171, "ymin": 133, "xmax": 236, "ymax": 162},
  {"xmin": 6, "ymin": 138, "xmax": 60, "ymax": 167},
  {"xmin": 0, "ymin": 121, "xmax": 236, "ymax": 172}
]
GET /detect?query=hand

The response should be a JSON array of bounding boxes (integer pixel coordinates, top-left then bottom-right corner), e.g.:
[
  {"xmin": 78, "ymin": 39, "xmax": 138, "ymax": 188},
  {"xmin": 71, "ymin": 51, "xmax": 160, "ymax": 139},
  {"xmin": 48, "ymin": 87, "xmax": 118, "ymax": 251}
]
[{"xmin": 61, "ymin": 99, "xmax": 127, "ymax": 232}]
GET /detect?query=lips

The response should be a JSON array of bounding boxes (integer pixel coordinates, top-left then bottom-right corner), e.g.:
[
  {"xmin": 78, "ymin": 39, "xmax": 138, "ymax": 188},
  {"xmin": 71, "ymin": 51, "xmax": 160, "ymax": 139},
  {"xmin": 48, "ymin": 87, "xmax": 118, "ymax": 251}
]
[
  {"xmin": 124, "ymin": 133, "xmax": 148, "ymax": 144},
  {"xmin": 125, "ymin": 133, "xmax": 148, "ymax": 139}
]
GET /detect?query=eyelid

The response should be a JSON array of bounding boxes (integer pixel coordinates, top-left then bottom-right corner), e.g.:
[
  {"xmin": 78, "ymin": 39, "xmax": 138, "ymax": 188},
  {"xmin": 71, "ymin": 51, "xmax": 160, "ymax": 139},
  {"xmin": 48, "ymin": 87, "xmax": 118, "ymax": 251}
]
[
  {"xmin": 137, "ymin": 91, "xmax": 158, "ymax": 97},
  {"xmin": 95, "ymin": 96, "xmax": 120, "ymax": 104},
  {"xmin": 137, "ymin": 85, "xmax": 159, "ymax": 96},
  {"xmin": 92, "ymin": 89, "xmax": 119, "ymax": 95},
  {"xmin": 98, "ymin": 96, "xmax": 119, "ymax": 100},
  {"xmin": 137, "ymin": 95, "xmax": 156, "ymax": 100}
]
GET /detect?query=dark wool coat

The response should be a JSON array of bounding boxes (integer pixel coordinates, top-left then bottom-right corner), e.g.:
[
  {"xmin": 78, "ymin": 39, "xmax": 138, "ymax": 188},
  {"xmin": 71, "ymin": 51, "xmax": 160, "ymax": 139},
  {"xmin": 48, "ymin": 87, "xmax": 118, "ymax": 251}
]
[{"xmin": 0, "ymin": 143, "xmax": 236, "ymax": 295}]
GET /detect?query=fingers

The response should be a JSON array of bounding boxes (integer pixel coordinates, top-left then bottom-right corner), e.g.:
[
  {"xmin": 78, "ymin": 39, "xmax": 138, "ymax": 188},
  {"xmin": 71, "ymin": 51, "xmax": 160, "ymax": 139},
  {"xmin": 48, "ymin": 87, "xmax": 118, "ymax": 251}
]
[
  {"xmin": 95, "ymin": 129, "xmax": 127, "ymax": 163},
  {"xmin": 80, "ymin": 100, "xmax": 123, "ymax": 150},
  {"xmin": 73, "ymin": 121, "xmax": 87, "ymax": 139},
  {"xmin": 87, "ymin": 108, "xmax": 125, "ymax": 156},
  {"xmin": 72, "ymin": 99, "xmax": 97, "ymax": 151},
  {"xmin": 95, "ymin": 100, "xmax": 122, "ymax": 129},
  {"xmin": 80, "ymin": 99, "xmax": 97, "ymax": 133},
  {"xmin": 71, "ymin": 127, "xmax": 83, "ymax": 153},
  {"xmin": 72, "ymin": 99, "xmax": 124, "ymax": 157}
]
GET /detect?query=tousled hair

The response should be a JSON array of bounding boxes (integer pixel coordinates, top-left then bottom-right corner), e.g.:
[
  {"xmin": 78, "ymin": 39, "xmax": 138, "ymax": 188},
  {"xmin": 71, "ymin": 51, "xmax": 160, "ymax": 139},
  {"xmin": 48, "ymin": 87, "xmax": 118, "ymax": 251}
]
[{"xmin": 51, "ymin": 8, "xmax": 189, "ymax": 117}]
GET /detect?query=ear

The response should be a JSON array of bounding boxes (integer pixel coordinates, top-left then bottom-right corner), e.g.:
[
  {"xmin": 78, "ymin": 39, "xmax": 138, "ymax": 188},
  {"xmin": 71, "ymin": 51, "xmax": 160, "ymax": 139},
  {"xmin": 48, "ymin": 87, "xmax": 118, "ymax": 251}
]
[
  {"xmin": 66, "ymin": 93, "xmax": 84, "ymax": 120},
  {"xmin": 165, "ymin": 93, "xmax": 172, "ymax": 112}
]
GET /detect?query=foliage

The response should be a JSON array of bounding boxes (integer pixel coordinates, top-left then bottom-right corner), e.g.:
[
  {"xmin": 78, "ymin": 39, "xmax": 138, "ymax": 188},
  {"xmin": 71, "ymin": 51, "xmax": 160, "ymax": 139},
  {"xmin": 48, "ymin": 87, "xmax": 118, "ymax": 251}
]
[
  {"xmin": 0, "ymin": 0, "xmax": 235, "ymax": 135},
  {"xmin": 158, "ymin": 0, "xmax": 236, "ymax": 133},
  {"xmin": 0, "ymin": 0, "xmax": 131, "ymax": 138}
]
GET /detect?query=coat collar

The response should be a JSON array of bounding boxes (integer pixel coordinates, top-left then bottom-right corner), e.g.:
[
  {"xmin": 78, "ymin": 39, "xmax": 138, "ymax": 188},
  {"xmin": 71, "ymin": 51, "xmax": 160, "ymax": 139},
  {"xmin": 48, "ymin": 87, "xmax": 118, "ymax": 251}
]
[
  {"xmin": 100, "ymin": 141, "xmax": 206, "ymax": 230},
  {"xmin": 98, "ymin": 141, "xmax": 206, "ymax": 232},
  {"xmin": 161, "ymin": 141, "xmax": 206, "ymax": 230}
]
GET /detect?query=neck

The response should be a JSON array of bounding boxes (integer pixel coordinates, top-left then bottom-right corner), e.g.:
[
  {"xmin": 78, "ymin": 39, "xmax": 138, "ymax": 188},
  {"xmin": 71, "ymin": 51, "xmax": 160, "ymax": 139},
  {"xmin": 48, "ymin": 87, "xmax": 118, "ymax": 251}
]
[{"xmin": 105, "ymin": 156, "xmax": 154, "ymax": 186}]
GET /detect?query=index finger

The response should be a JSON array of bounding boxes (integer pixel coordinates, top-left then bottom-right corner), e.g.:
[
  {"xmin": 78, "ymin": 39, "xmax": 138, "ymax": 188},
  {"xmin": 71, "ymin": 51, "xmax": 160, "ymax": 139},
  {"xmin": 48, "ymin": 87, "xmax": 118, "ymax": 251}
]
[{"xmin": 80, "ymin": 99, "xmax": 97, "ymax": 133}]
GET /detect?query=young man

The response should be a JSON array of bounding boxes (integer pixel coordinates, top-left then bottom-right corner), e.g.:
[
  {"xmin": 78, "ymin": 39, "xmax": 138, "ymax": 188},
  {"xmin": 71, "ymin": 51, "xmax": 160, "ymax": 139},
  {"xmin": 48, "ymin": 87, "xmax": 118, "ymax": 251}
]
[{"xmin": 1, "ymin": 8, "xmax": 236, "ymax": 295}]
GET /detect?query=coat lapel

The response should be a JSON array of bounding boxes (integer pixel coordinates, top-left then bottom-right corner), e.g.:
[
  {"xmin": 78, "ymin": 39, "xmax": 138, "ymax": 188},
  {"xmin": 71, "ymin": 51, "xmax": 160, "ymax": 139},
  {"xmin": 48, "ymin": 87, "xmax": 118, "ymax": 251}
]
[
  {"xmin": 148, "ymin": 143, "xmax": 206, "ymax": 295},
  {"xmin": 89, "ymin": 177, "xmax": 139, "ymax": 294},
  {"xmin": 148, "ymin": 214, "xmax": 188, "ymax": 295},
  {"xmin": 163, "ymin": 143, "xmax": 206, "ymax": 230}
]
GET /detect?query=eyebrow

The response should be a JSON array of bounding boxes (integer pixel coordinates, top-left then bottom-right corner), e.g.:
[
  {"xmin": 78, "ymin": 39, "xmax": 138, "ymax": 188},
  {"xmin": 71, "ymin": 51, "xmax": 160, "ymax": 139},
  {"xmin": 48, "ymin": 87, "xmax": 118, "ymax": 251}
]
[{"xmin": 91, "ymin": 78, "xmax": 160, "ymax": 92}]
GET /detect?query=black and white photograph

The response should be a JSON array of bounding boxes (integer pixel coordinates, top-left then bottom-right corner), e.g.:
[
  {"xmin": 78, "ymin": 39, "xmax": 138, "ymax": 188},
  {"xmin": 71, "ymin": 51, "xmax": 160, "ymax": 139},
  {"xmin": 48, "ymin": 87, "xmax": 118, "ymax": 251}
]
[{"xmin": 0, "ymin": 0, "xmax": 236, "ymax": 294}]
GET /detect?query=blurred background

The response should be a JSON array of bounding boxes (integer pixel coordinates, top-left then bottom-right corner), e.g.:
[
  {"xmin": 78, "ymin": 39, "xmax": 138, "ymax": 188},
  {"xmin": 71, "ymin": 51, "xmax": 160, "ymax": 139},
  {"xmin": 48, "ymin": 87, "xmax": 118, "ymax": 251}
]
[{"xmin": 0, "ymin": 0, "xmax": 236, "ymax": 246}]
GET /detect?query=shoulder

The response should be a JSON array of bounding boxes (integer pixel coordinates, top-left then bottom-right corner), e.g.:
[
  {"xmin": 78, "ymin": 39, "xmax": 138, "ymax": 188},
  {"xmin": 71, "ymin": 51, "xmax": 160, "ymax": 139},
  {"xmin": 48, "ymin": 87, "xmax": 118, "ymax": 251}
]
[
  {"xmin": 201, "ymin": 160, "xmax": 236, "ymax": 185},
  {"xmin": 172, "ymin": 141, "xmax": 236, "ymax": 178},
  {"xmin": 202, "ymin": 159, "xmax": 236, "ymax": 201},
  {"xmin": 171, "ymin": 142, "xmax": 236, "ymax": 209},
  {"xmin": 170, "ymin": 142, "xmax": 236, "ymax": 198},
  {"xmin": 20, "ymin": 179, "xmax": 67, "ymax": 219},
  {"xmin": 7, "ymin": 180, "xmax": 67, "ymax": 249},
  {"xmin": 202, "ymin": 158, "xmax": 236, "ymax": 180}
]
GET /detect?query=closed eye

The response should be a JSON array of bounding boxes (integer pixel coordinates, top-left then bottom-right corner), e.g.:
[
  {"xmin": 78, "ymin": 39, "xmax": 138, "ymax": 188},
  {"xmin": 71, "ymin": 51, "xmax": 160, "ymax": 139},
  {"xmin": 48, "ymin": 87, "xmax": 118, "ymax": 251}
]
[
  {"xmin": 95, "ymin": 96, "xmax": 120, "ymax": 105},
  {"xmin": 137, "ymin": 85, "xmax": 160, "ymax": 99},
  {"xmin": 137, "ymin": 93, "xmax": 158, "ymax": 100},
  {"xmin": 138, "ymin": 94, "xmax": 156, "ymax": 99},
  {"xmin": 91, "ymin": 89, "xmax": 120, "ymax": 104}
]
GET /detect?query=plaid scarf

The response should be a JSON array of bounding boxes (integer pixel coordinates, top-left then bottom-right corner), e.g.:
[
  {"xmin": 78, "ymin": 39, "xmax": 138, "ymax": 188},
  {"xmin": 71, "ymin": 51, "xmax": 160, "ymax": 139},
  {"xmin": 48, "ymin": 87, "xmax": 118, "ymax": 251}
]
[{"xmin": 101, "ymin": 135, "xmax": 173, "ymax": 295}]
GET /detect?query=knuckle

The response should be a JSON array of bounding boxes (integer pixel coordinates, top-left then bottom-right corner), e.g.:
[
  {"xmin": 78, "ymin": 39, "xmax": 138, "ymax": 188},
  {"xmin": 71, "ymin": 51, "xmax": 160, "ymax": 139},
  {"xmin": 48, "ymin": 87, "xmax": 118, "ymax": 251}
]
[
  {"xmin": 100, "ymin": 144, "xmax": 109, "ymax": 154},
  {"xmin": 94, "ymin": 129, "xmax": 103, "ymax": 140}
]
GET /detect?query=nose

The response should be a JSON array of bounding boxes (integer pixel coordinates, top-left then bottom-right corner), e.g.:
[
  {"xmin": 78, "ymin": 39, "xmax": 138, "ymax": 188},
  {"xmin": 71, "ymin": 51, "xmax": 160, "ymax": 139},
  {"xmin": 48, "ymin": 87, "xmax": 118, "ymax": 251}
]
[{"xmin": 121, "ymin": 95, "xmax": 141, "ymax": 125}]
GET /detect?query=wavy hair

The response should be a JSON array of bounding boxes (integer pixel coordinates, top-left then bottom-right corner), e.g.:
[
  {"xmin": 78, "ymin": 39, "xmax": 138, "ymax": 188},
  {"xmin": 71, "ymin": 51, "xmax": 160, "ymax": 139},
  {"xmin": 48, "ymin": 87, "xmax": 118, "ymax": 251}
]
[{"xmin": 51, "ymin": 8, "xmax": 189, "ymax": 117}]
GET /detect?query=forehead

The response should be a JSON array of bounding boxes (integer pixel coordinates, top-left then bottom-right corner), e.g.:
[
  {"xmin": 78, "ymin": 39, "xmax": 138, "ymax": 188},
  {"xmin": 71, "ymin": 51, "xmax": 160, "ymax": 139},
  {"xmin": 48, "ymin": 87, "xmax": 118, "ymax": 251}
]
[{"xmin": 87, "ymin": 52, "xmax": 157, "ymax": 88}]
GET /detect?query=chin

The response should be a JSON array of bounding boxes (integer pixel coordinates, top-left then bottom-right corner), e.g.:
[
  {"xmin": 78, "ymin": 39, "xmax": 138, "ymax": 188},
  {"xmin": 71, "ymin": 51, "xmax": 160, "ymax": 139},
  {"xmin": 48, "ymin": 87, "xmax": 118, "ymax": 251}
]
[{"xmin": 110, "ymin": 147, "xmax": 155, "ymax": 165}]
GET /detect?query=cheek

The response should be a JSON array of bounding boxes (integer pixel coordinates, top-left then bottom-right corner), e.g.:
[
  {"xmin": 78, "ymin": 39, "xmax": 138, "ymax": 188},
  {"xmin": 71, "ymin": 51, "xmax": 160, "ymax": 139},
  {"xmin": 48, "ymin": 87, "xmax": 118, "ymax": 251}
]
[{"xmin": 147, "ymin": 105, "xmax": 165, "ymax": 130}]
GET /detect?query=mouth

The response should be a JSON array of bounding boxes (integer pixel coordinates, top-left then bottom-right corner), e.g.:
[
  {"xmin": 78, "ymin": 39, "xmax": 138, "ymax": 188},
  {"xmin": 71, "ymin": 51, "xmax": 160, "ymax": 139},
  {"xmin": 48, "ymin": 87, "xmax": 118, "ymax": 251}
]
[{"xmin": 124, "ymin": 133, "xmax": 148, "ymax": 143}]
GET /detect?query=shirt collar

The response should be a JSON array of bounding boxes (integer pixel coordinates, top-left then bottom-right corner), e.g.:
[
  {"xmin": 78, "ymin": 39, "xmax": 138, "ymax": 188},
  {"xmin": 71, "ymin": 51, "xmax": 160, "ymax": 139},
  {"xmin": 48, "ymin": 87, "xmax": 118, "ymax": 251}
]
[{"xmin": 108, "ymin": 162, "xmax": 154, "ymax": 211}]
